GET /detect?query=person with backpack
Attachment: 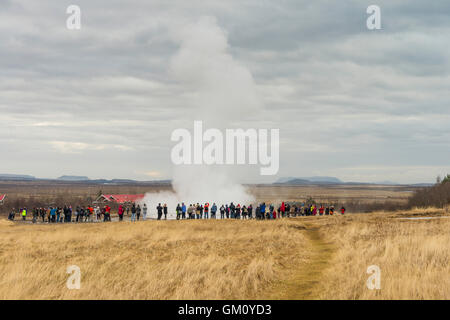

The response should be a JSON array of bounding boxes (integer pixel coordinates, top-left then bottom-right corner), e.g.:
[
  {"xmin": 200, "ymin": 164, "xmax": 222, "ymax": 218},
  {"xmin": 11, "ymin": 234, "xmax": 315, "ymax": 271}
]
[
  {"xmin": 242, "ymin": 205, "xmax": 247, "ymax": 219},
  {"xmin": 220, "ymin": 205, "xmax": 225, "ymax": 219},
  {"xmin": 211, "ymin": 203, "xmax": 217, "ymax": 219}
]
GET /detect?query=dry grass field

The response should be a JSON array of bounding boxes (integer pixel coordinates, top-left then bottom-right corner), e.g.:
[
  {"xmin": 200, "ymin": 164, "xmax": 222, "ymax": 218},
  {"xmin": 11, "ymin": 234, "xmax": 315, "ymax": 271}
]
[
  {"xmin": 316, "ymin": 208, "xmax": 450, "ymax": 300},
  {"xmin": 0, "ymin": 218, "xmax": 312, "ymax": 300},
  {"xmin": 0, "ymin": 182, "xmax": 448, "ymax": 300},
  {"xmin": 0, "ymin": 207, "xmax": 449, "ymax": 300}
]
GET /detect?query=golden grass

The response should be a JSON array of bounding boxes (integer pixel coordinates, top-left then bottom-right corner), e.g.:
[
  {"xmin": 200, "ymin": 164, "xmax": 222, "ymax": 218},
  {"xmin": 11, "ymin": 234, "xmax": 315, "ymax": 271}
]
[
  {"xmin": 316, "ymin": 209, "xmax": 450, "ymax": 300},
  {"xmin": 0, "ymin": 219, "xmax": 311, "ymax": 300},
  {"xmin": 1, "ymin": 208, "xmax": 448, "ymax": 300}
]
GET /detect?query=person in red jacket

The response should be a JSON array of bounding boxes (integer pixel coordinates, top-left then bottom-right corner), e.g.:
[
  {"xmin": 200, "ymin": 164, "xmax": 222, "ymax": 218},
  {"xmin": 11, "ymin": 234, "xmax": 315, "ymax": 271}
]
[
  {"xmin": 280, "ymin": 202, "xmax": 286, "ymax": 218},
  {"xmin": 104, "ymin": 205, "xmax": 111, "ymax": 222},
  {"xmin": 340, "ymin": 206, "xmax": 346, "ymax": 215},
  {"xmin": 118, "ymin": 205, "xmax": 124, "ymax": 221}
]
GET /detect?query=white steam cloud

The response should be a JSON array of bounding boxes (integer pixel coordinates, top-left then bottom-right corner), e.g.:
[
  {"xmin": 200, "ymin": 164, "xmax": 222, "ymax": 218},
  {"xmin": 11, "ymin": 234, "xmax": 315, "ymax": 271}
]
[{"xmin": 143, "ymin": 16, "xmax": 261, "ymax": 218}]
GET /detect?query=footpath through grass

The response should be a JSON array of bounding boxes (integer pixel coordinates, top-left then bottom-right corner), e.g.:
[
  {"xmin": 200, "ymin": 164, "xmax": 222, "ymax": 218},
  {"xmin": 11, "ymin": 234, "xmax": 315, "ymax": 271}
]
[{"xmin": 266, "ymin": 220, "xmax": 335, "ymax": 299}]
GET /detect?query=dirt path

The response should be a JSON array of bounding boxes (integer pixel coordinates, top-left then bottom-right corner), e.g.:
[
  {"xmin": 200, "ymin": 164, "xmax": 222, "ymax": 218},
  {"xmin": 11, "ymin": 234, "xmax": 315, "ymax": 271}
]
[{"xmin": 267, "ymin": 222, "xmax": 334, "ymax": 299}]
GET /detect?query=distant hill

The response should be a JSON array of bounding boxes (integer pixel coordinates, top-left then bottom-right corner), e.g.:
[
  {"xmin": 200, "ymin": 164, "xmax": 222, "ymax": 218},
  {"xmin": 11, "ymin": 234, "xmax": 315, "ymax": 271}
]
[
  {"xmin": 0, "ymin": 174, "xmax": 35, "ymax": 181},
  {"xmin": 57, "ymin": 175, "xmax": 90, "ymax": 181},
  {"xmin": 275, "ymin": 176, "xmax": 343, "ymax": 185},
  {"xmin": 302, "ymin": 176, "xmax": 343, "ymax": 183}
]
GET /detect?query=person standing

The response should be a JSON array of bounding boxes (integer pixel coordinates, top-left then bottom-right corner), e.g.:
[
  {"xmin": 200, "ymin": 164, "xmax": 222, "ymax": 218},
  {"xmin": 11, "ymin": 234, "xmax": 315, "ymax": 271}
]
[
  {"xmin": 195, "ymin": 203, "xmax": 200, "ymax": 219},
  {"xmin": 204, "ymin": 203, "xmax": 209, "ymax": 219},
  {"xmin": 63, "ymin": 206, "xmax": 68, "ymax": 222},
  {"xmin": 230, "ymin": 202, "xmax": 235, "ymax": 219},
  {"xmin": 136, "ymin": 205, "xmax": 141, "ymax": 221},
  {"xmin": 40, "ymin": 207, "xmax": 45, "ymax": 222},
  {"xmin": 176, "ymin": 203, "xmax": 182, "ymax": 220},
  {"xmin": 118, "ymin": 205, "xmax": 124, "ymax": 221},
  {"xmin": 163, "ymin": 204, "xmax": 168, "ymax": 220},
  {"xmin": 94, "ymin": 206, "xmax": 100, "ymax": 222},
  {"xmin": 157, "ymin": 203, "xmax": 163, "ymax": 220},
  {"xmin": 182, "ymin": 203, "xmax": 186, "ymax": 219},
  {"xmin": 211, "ymin": 203, "xmax": 217, "ymax": 219},
  {"xmin": 242, "ymin": 205, "xmax": 247, "ymax": 219},
  {"xmin": 235, "ymin": 204, "xmax": 241, "ymax": 219},
  {"xmin": 131, "ymin": 203, "xmax": 137, "ymax": 222},
  {"xmin": 32, "ymin": 207, "xmax": 38, "ymax": 223},
  {"xmin": 220, "ymin": 205, "xmax": 225, "ymax": 219},
  {"xmin": 22, "ymin": 208, "xmax": 27, "ymax": 221},
  {"xmin": 260, "ymin": 203, "xmax": 266, "ymax": 220},
  {"xmin": 187, "ymin": 204, "xmax": 193, "ymax": 219},
  {"xmin": 248, "ymin": 204, "xmax": 253, "ymax": 219},
  {"xmin": 340, "ymin": 206, "xmax": 346, "ymax": 215},
  {"xmin": 50, "ymin": 207, "xmax": 57, "ymax": 223},
  {"xmin": 143, "ymin": 204, "xmax": 148, "ymax": 220},
  {"xmin": 319, "ymin": 205, "xmax": 324, "ymax": 216},
  {"xmin": 8, "ymin": 208, "xmax": 15, "ymax": 221}
]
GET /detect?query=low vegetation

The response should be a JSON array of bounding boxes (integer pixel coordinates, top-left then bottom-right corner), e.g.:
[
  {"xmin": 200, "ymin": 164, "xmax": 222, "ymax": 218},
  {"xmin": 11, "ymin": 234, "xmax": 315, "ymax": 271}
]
[{"xmin": 0, "ymin": 219, "xmax": 311, "ymax": 299}]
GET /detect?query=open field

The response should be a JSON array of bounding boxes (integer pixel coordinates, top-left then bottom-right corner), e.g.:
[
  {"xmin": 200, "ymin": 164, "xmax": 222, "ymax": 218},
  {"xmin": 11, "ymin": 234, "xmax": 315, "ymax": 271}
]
[
  {"xmin": 0, "ymin": 218, "xmax": 312, "ymax": 299},
  {"xmin": 0, "ymin": 207, "xmax": 449, "ymax": 300}
]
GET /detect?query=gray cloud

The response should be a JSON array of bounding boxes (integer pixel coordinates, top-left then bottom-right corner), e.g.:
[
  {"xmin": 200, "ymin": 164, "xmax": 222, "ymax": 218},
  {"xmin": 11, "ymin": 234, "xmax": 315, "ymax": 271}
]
[{"xmin": 0, "ymin": 0, "xmax": 449, "ymax": 183}]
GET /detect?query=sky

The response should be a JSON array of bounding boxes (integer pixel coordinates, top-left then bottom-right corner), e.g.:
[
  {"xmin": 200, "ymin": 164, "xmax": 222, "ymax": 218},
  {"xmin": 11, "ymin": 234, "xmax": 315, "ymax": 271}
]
[{"xmin": 1, "ymin": 0, "xmax": 449, "ymax": 184}]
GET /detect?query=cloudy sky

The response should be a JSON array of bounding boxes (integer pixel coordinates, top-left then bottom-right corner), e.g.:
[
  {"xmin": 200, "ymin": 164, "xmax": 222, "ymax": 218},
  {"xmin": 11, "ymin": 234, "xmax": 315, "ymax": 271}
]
[{"xmin": 1, "ymin": 0, "xmax": 449, "ymax": 184}]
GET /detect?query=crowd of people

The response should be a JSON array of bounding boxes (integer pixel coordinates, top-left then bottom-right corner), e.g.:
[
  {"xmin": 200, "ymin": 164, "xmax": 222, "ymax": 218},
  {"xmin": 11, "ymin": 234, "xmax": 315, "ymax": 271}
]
[
  {"xmin": 7, "ymin": 201, "xmax": 345, "ymax": 223},
  {"xmin": 174, "ymin": 202, "xmax": 345, "ymax": 220}
]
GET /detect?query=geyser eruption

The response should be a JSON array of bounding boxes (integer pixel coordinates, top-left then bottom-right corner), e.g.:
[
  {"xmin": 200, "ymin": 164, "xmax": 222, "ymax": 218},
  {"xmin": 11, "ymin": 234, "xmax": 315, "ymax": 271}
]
[{"xmin": 143, "ymin": 16, "xmax": 263, "ymax": 217}]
